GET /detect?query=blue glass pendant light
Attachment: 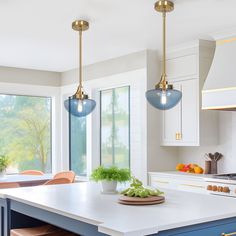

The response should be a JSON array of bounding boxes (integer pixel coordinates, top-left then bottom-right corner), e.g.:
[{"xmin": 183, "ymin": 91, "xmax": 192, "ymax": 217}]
[
  {"xmin": 64, "ymin": 20, "xmax": 96, "ymax": 117},
  {"xmin": 146, "ymin": 0, "xmax": 182, "ymax": 110}
]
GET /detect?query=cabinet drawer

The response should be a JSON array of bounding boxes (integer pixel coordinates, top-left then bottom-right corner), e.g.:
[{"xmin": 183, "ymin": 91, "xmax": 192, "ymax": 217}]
[
  {"xmin": 158, "ymin": 218, "xmax": 236, "ymax": 236},
  {"xmin": 177, "ymin": 180, "xmax": 206, "ymax": 194},
  {"xmin": 174, "ymin": 222, "xmax": 236, "ymax": 236},
  {"xmin": 166, "ymin": 54, "xmax": 198, "ymax": 80},
  {"xmin": 150, "ymin": 176, "xmax": 174, "ymax": 189}
]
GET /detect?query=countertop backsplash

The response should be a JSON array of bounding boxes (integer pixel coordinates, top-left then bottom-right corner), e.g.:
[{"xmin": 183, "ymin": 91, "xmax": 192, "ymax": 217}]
[{"xmin": 178, "ymin": 111, "xmax": 236, "ymax": 174}]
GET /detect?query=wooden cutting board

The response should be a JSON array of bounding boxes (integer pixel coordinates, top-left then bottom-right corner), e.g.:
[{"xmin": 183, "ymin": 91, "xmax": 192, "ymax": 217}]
[{"xmin": 118, "ymin": 195, "xmax": 165, "ymax": 205}]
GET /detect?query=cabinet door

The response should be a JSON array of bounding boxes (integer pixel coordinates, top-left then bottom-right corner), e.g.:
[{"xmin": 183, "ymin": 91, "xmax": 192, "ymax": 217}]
[
  {"xmin": 161, "ymin": 79, "xmax": 199, "ymax": 146},
  {"xmin": 181, "ymin": 79, "xmax": 199, "ymax": 145},
  {"xmin": 161, "ymin": 82, "xmax": 182, "ymax": 145}
]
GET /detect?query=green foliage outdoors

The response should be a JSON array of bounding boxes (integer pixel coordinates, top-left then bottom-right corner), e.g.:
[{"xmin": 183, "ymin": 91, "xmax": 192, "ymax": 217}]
[
  {"xmin": 101, "ymin": 87, "xmax": 130, "ymax": 169},
  {"xmin": 0, "ymin": 95, "xmax": 51, "ymax": 173},
  {"xmin": 121, "ymin": 176, "xmax": 164, "ymax": 198},
  {"xmin": 0, "ymin": 155, "xmax": 10, "ymax": 172},
  {"xmin": 91, "ymin": 166, "xmax": 131, "ymax": 182},
  {"xmin": 70, "ymin": 116, "xmax": 86, "ymax": 176}
]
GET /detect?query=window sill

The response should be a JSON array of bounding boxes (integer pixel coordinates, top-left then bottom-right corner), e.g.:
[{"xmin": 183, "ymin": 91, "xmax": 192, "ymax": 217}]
[{"xmin": 75, "ymin": 176, "xmax": 89, "ymax": 182}]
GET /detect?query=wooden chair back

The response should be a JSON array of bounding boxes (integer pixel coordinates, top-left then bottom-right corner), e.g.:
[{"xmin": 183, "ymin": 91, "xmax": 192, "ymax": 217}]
[
  {"xmin": 0, "ymin": 182, "xmax": 20, "ymax": 189},
  {"xmin": 20, "ymin": 170, "xmax": 44, "ymax": 175},
  {"xmin": 53, "ymin": 171, "xmax": 75, "ymax": 183},
  {"xmin": 43, "ymin": 178, "xmax": 71, "ymax": 186}
]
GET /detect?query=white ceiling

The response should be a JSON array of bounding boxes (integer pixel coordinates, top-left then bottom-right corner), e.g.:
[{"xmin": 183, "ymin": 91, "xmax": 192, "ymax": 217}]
[{"xmin": 0, "ymin": 0, "xmax": 236, "ymax": 72}]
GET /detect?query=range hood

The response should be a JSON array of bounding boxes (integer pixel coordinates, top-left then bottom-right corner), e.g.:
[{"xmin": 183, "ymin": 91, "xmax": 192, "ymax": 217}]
[{"xmin": 202, "ymin": 37, "xmax": 236, "ymax": 111}]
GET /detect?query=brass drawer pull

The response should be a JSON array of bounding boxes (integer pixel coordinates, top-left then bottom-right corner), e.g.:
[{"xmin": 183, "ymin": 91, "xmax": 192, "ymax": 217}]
[
  {"xmin": 154, "ymin": 180, "xmax": 169, "ymax": 184},
  {"xmin": 175, "ymin": 132, "xmax": 182, "ymax": 140},
  {"xmin": 222, "ymin": 232, "xmax": 236, "ymax": 236},
  {"xmin": 180, "ymin": 184, "xmax": 204, "ymax": 189}
]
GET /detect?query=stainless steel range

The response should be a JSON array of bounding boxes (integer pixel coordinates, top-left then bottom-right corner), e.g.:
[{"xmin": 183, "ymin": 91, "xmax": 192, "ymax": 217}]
[{"xmin": 205, "ymin": 174, "xmax": 236, "ymax": 197}]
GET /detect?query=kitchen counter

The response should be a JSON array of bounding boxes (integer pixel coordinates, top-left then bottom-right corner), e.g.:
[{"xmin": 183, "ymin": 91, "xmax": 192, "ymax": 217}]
[
  {"xmin": 1, "ymin": 182, "xmax": 236, "ymax": 235},
  {"xmin": 149, "ymin": 171, "xmax": 213, "ymax": 179}
]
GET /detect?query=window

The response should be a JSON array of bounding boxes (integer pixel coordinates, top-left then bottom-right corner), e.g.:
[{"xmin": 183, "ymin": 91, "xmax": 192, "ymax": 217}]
[
  {"xmin": 69, "ymin": 114, "xmax": 87, "ymax": 176},
  {"xmin": 100, "ymin": 86, "xmax": 130, "ymax": 168},
  {"xmin": 0, "ymin": 94, "xmax": 52, "ymax": 173}
]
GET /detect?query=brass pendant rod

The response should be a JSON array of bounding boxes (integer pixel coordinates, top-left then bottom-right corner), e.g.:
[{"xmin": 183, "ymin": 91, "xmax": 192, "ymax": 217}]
[
  {"xmin": 162, "ymin": 12, "xmax": 166, "ymax": 79},
  {"xmin": 79, "ymin": 30, "xmax": 83, "ymax": 88},
  {"xmin": 154, "ymin": 0, "xmax": 174, "ymax": 90}
]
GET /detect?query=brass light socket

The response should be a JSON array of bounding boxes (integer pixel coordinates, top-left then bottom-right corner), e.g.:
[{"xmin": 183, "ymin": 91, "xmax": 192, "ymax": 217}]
[
  {"xmin": 72, "ymin": 20, "xmax": 89, "ymax": 32},
  {"xmin": 155, "ymin": 0, "xmax": 174, "ymax": 13},
  {"xmin": 155, "ymin": 75, "xmax": 173, "ymax": 90},
  {"xmin": 73, "ymin": 86, "xmax": 89, "ymax": 100},
  {"xmin": 155, "ymin": 82, "xmax": 173, "ymax": 90}
]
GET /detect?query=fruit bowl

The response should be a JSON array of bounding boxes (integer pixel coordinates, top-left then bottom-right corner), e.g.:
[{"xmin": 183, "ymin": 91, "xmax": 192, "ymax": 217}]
[{"xmin": 176, "ymin": 163, "xmax": 204, "ymax": 174}]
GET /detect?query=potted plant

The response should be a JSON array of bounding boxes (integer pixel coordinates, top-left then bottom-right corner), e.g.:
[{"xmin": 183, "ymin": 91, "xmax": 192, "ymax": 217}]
[
  {"xmin": 91, "ymin": 166, "xmax": 131, "ymax": 193},
  {"xmin": 0, "ymin": 155, "xmax": 10, "ymax": 177}
]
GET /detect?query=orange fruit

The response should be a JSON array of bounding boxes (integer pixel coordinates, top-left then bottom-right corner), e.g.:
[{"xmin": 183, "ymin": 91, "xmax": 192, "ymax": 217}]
[
  {"xmin": 190, "ymin": 164, "xmax": 198, "ymax": 169},
  {"xmin": 176, "ymin": 163, "xmax": 185, "ymax": 171},
  {"xmin": 194, "ymin": 166, "xmax": 203, "ymax": 174}
]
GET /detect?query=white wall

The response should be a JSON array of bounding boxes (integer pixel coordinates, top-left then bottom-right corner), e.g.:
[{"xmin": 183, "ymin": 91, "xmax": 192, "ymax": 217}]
[
  {"xmin": 61, "ymin": 51, "xmax": 147, "ymax": 86},
  {"xmin": 178, "ymin": 111, "xmax": 236, "ymax": 173},
  {"xmin": 0, "ymin": 66, "xmax": 61, "ymax": 86}
]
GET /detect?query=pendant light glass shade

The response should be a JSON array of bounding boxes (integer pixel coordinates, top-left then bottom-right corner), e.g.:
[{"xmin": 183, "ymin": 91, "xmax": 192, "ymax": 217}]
[
  {"xmin": 64, "ymin": 20, "xmax": 96, "ymax": 117},
  {"xmin": 146, "ymin": 88, "xmax": 182, "ymax": 110},
  {"xmin": 64, "ymin": 97, "xmax": 96, "ymax": 117},
  {"xmin": 146, "ymin": 0, "xmax": 182, "ymax": 110}
]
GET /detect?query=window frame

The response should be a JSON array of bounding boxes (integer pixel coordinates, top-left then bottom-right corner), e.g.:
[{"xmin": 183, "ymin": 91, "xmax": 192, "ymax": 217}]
[
  {"xmin": 0, "ymin": 93, "xmax": 53, "ymax": 173},
  {"xmin": 0, "ymin": 82, "xmax": 60, "ymax": 175},
  {"xmin": 99, "ymin": 85, "xmax": 131, "ymax": 169}
]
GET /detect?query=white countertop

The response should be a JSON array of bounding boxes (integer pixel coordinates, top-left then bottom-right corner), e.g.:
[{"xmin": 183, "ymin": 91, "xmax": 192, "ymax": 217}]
[
  {"xmin": 1, "ymin": 182, "xmax": 236, "ymax": 236},
  {"xmin": 0, "ymin": 174, "xmax": 52, "ymax": 183}
]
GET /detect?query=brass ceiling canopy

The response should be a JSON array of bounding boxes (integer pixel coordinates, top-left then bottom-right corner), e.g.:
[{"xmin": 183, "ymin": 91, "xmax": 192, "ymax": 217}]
[
  {"xmin": 72, "ymin": 20, "xmax": 89, "ymax": 32},
  {"xmin": 154, "ymin": 0, "xmax": 174, "ymax": 13}
]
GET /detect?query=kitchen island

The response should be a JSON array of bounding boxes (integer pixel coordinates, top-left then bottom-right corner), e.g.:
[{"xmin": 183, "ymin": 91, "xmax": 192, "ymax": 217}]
[{"xmin": 0, "ymin": 182, "xmax": 236, "ymax": 236}]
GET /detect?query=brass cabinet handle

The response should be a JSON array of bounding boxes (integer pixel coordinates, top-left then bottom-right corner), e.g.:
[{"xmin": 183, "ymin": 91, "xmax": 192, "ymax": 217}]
[
  {"xmin": 180, "ymin": 184, "xmax": 204, "ymax": 189},
  {"xmin": 175, "ymin": 132, "xmax": 182, "ymax": 140},
  {"xmin": 222, "ymin": 232, "xmax": 236, "ymax": 236},
  {"xmin": 154, "ymin": 180, "xmax": 169, "ymax": 184}
]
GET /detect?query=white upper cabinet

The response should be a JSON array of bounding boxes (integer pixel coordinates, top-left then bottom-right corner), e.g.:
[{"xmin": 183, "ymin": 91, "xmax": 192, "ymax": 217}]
[{"xmin": 161, "ymin": 40, "xmax": 218, "ymax": 146}]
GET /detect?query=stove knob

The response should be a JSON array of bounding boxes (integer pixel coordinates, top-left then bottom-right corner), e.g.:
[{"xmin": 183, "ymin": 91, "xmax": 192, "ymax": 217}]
[
  {"xmin": 207, "ymin": 185, "xmax": 212, "ymax": 191},
  {"xmin": 212, "ymin": 185, "xmax": 218, "ymax": 191},
  {"xmin": 218, "ymin": 186, "xmax": 223, "ymax": 192},
  {"xmin": 223, "ymin": 187, "xmax": 230, "ymax": 193}
]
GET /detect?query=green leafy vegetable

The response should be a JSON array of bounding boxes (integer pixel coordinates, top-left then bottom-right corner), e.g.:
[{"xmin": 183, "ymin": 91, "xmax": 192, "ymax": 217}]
[
  {"xmin": 0, "ymin": 155, "xmax": 10, "ymax": 172},
  {"xmin": 91, "ymin": 166, "xmax": 131, "ymax": 182},
  {"xmin": 121, "ymin": 176, "xmax": 164, "ymax": 198}
]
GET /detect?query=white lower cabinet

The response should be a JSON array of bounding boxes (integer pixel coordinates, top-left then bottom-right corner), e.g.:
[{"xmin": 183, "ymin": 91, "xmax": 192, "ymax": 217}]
[{"xmin": 149, "ymin": 172, "xmax": 207, "ymax": 194}]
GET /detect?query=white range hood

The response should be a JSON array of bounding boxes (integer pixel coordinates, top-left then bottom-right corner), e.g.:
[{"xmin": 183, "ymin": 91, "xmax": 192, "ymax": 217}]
[{"xmin": 202, "ymin": 37, "xmax": 236, "ymax": 111}]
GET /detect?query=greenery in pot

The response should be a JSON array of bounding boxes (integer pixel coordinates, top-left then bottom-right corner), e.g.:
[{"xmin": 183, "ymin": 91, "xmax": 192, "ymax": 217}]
[
  {"xmin": 0, "ymin": 155, "xmax": 10, "ymax": 173},
  {"xmin": 91, "ymin": 166, "xmax": 131, "ymax": 183}
]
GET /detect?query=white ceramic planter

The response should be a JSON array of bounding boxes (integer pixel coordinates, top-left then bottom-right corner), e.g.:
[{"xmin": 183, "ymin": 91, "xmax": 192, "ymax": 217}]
[
  {"xmin": 0, "ymin": 170, "xmax": 5, "ymax": 178},
  {"xmin": 100, "ymin": 180, "xmax": 117, "ymax": 194}
]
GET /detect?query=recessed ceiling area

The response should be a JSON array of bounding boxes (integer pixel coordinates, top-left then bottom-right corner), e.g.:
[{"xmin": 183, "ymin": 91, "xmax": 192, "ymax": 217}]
[{"xmin": 0, "ymin": 0, "xmax": 236, "ymax": 72}]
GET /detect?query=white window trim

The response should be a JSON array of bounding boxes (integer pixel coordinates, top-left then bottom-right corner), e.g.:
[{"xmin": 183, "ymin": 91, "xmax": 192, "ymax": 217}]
[{"xmin": 61, "ymin": 68, "xmax": 148, "ymax": 183}]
